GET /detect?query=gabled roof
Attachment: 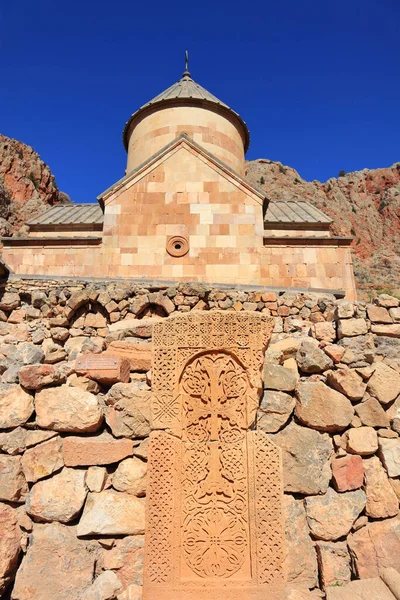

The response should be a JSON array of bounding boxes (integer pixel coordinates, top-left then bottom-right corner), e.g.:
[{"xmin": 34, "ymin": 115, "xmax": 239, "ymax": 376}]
[
  {"xmin": 264, "ymin": 200, "xmax": 332, "ymax": 226},
  {"xmin": 27, "ymin": 204, "xmax": 103, "ymax": 227},
  {"xmin": 122, "ymin": 70, "xmax": 250, "ymax": 152},
  {"xmin": 99, "ymin": 133, "xmax": 264, "ymax": 205},
  {"xmin": 26, "ymin": 148, "xmax": 332, "ymax": 232}
]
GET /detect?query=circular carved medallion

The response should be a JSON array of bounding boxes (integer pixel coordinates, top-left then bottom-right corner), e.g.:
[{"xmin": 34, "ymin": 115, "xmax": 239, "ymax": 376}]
[
  {"xmin": 183, "ymin": 506, "xmax": 247, "ymax": 578},
  {"xmin": 166, "ymin": 236, "xmax": 189, "ymax": 257}
]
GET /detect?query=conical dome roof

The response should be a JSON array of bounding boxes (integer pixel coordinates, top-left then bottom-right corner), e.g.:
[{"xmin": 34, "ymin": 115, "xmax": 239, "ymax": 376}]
[
  {"xmin": 142, "ymin": 70, "xmax": 230, "ymax": 107},
  {"xmin": 122, "ymin": 70, "xmax": 250, "ymax": 152}
]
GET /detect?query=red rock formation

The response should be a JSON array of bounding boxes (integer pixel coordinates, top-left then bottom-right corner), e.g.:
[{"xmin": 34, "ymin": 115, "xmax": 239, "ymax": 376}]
[
  {"xmin": 0, "ymin": 134, "xmax": 68, "ymax": 235},
  {"xmin": 246, "ymin": 160, "xmax": 400, "ymax": 298}
]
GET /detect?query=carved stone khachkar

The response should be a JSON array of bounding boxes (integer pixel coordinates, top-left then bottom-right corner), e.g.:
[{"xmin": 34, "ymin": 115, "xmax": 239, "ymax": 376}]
[{"xmin": 143, "ymin": 312, "xmax": 286, "ymax": 599}]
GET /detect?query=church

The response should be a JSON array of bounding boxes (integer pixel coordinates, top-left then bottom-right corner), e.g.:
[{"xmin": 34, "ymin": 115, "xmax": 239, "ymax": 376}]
[{"xmin": 1, "ymin": 62, "xmax": 356, "ymax": 300}]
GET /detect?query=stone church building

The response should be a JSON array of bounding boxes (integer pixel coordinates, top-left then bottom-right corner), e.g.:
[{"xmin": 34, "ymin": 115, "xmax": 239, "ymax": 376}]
[
  {"xmin": 1, "ymin": 67, "xmax": 356, "ymax": 299},
  {"xmin": 3, "ymin": 63, "xmax": 400, "ymax": 600}
]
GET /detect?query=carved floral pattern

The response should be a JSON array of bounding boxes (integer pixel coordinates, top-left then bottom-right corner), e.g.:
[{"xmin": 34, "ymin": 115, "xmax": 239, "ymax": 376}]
[
  {"xmin": 180, "ymin": 354, "xmax": 249, "ymax": 578},
  {"xmin": 181, "ymin": 353, "xmax": 248, "ymax": 444},
  {"xmin": 183, "ymin": 506, "xmax": 247, "ymax": 578}
]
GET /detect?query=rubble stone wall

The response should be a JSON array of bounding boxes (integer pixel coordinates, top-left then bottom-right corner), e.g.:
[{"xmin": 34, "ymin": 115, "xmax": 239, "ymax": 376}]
[{"xmin": 0, "ymin": 277, "xmax": 399, "ymax": 599}]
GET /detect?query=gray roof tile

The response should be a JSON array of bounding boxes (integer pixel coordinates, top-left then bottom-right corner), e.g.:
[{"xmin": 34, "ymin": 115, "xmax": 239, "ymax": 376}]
[
  {"xmin": 28, "ymin": 204, "xmax": 104, "ymax": 227},
  {"xmin": 141, "ymin": 73, "xmax": 231, "ymax": 109},
  {"xmin": 264, "ymin": 200, "xmax": 332, "ymax": 225}
]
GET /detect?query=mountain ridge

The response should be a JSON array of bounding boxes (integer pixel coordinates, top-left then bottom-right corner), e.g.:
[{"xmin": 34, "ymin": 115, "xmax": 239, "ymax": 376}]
[{"xmin": 246, "ymin": 158, "xmax": 400, "ymax": 299}]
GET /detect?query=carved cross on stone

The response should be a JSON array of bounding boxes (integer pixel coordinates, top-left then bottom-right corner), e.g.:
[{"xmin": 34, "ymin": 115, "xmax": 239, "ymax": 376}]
[{"xmin": 144, "ymin": 312, "xmax": 287, "ymax": 599}]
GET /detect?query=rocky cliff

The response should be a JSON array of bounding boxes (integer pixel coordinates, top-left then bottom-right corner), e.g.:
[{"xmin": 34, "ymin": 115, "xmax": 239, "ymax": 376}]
[
  {"xmin": 0, "ymin": 134, "xmax": 68, "ymax": 237},
  {"xmin": 246, "ymin": 160, "xmax": 400, "ymax": 299}
]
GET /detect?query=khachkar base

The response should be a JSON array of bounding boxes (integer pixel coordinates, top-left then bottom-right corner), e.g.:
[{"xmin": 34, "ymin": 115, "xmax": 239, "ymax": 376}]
[{"xmin": 143, "ymin": 312, "xmax": 287, "ymax": 599}]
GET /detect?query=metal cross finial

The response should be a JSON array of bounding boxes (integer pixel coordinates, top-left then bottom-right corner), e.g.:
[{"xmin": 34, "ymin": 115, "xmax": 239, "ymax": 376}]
[{"xmin": 183, "ymin": 50, "xmax": 190, "ymax": 78}]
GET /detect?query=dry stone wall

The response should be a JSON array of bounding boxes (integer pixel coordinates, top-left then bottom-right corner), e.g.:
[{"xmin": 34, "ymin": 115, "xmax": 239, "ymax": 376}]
[{"xmin": 0, "ymin": 277, "xmax": 399, "ymax": 599}]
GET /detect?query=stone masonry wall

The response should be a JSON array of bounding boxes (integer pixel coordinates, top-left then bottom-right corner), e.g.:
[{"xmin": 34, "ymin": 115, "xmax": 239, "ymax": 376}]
[{"xmin": 0, "ymin": 277, "xmax": 399, "ymax": 599}]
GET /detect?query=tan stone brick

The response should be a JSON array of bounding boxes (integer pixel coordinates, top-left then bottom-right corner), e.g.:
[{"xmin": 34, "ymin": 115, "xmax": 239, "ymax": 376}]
[{"xmin": 63, "ymin": 433, "xmax": 134, "ymax": 466}]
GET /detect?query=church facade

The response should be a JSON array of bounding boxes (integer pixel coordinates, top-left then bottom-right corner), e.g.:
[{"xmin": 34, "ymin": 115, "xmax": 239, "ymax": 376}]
[{"xmin": 1, "ymin": 67, "xmax": 357, "ymax": 299}]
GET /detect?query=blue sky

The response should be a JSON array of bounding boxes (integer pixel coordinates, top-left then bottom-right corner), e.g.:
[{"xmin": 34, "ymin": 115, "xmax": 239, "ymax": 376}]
[{"xmin": 1, "ymin": 0, "xmax": 399, "ymax": 204}]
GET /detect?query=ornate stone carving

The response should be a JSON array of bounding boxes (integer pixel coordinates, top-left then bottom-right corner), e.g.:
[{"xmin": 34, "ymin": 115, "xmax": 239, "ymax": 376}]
[{"xmin": 144, "ymin": 312, "xmax": 286, "ymax": 599}]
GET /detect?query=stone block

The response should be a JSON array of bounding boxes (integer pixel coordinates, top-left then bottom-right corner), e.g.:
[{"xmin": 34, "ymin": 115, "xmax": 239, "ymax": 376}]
[
  {"xmin": 355, "ymin": 396, "xmax": 390, "ymax": 428},
  {"xmin": 8, "ymin": 309, "xmax": 26, "ymax": 324},
  {"xmin": 104, "ymin": 341, "xmax": 152, "ymax": 372},
  {"xmin": 264, "ymin": 363, "xmax": 297, "ymax": 391},
  {"xmin": 21, "ymin": 436, "xmax": 63, "ymax": 483},
  {"xmin": 50, "ymin": 327, "xmax": 69, "ymax": 342},
  {"xmin": 367, "ymin": 305, "xmax": 392, "ymax": 323},
  {"xmin": 376, "ymin": 294, "xmax": 400, "ymax": 308},
  {"xmin": 389, "ymin": 307, "xmax": 400, "ymax": 322},
  {"xmin": 378, "ymin": 438, "xmax": 400, "ymax": 477},
  {"xmin": 105, "ymin": 383, "xmax": 151, "ymax": 438},
  {"xmin": 363, "ymin": 456, "xmax": 398, "ymax": 518},
  {"xmin": 331, "ymin": 455, "xmax": 364, "ymax": 492},
  {"xmin": 84, "ymin": 312, "xmax": 107, "ymax": 329},
  {"xmin": 0, "ymin": 385, "xmax": 34, "ymax": 428},
  {"xmin": 77, "ymin": 490, "xmax": 145, "ymax": 536},
  {"xmin": 325, "ymin": 578, "xmax": 395, "ymax": 600},
  {"xmin": 348, "ymin": 515, "xmax": 400, "ymax": 578},
  {"xmin": 112, "ymin": 457, "xmax": 147, "ymax": 497},
  {"xmin": 367, "ymin": 362, "xmax": 400, "ymax": 405},
  {"xmin": 0, "ymin": 455, "xmax": 28, "ymax": 502},
  {"xmin": 67, "ymin": 290, "xmax": 90, "ymax": 310},
  {"xmin": 257, "ymin": 390, "xmax": 295, "ymax": 433},
  {"xmin": 35, "ymin": 384, "xmax": 103, "ymax": 432},
  {"xmin": 12, "ymin": 522, "xmax": 95, "ymax": 600},
  {"xmin": 316, "ymin": 541, "xmax": 351, "ymax": 589},
  {"xmin": 305, "ymin": 488, "xmax": 366, "ymax": 541},
  {"xmin": 63, "ymin": 432, "xmax": 134, "ymax": 466},
  {"xmin": 0, "ymin": 292, "xmax": 20, "ymax": 311},
  {"xmin": 326, "ymin": 368, "xmax": 366, "ymax": 401},
  {"xmin": 335, "ymin": 301, "xmax": 354, "ymax": 319},
  {"xmin": 323, "ymin": 344, "xmax": 344, "ymax": 363},
  {"xmin": 265, "ymin": 337, "xmax": 302, "ymax": 363},
  {"xmin": 296, "ymin": 339, "xmax": 333, "ymax": 373},
  {"xmin": 371, "ymin": 324, "xmax": 400, "ymax": 337},
  {"xmin": 337, "ymin": 318, "xmax": 368, "ymax": 338},
  {"xmin": 313, "ymin": 321, "xmax": 336, "ymax": 343},
  {"xmin": 18, "ymin": 364, "xmax": 64, "ymax": 389},
  {"xmin": 86, "ymin": 466, "xmax": 107, "ymax": 492},
  {"xmin": 295, "ymin": 381, "xmax": 354, "ymax": 433},
  {"xmin": 109, "ymin": 317, "xmax": 156, "ymax": 338},
  {"xmin": 271, "ymin": 422, "xmax": 332, "ymax": 494},
  {"xmin": 68, "ymin": 372, "xmax": 101, "ymax": 393},
  {"xmin": 345, "ymin": 426, "xmax": 378, "ymax": 456},
  {"xmin": 26, "ymin": 467, "xmax": 87, "ymax": 523},
  {"xmin": 82, "ymin": 571, "xmax": 123, "ymax": 600},
  {"xmin": 284, "ymin": 495, "xmax": 318, "ymax": 589},
  {"xmin": 99, "ymin": 534, "xmax": 144, "ymax": 588},
  {"xmin": 0, "ymin": 427, "xmax": 27, "ymax": 455},
  {"xmin": 0, "ymin": 503, "xmax": 21, "ymax": 596},
  {"xmin": 75, "ymin": 353, "xmax": 130, "ymax": 385}
]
